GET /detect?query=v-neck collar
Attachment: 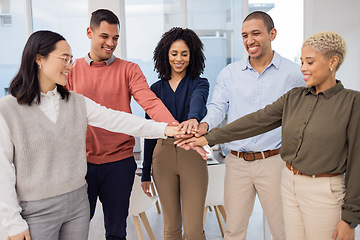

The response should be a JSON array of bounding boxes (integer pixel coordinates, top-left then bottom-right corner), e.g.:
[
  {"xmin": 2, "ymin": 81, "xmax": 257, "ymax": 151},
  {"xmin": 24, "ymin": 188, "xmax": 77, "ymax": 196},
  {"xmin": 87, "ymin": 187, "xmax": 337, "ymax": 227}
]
[{"xmin": 24, "ymin": 96, "xmax": 69, "ymax": 136}]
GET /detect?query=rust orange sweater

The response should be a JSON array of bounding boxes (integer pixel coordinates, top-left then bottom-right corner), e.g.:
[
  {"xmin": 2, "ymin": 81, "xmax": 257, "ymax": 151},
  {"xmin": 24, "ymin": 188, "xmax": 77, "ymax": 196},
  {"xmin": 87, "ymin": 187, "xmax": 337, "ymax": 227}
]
[{"xmin": 68, "ymin": 57, "xmax": 176, "ymax": 164}]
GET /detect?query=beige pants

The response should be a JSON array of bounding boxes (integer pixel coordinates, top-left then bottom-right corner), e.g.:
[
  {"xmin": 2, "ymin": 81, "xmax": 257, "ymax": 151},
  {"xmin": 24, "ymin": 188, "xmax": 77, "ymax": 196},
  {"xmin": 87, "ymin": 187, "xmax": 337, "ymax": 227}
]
[
  {"xmin": 281, "ymin": 165, "xmax": 345, "ymax": 240},
  {"xmin": 152, "ymin": 138, "xmax": 208, "ymax": 240},
  {"xmin": 224, "ymin": 153, "xmax": 285, "ymax": 240}
]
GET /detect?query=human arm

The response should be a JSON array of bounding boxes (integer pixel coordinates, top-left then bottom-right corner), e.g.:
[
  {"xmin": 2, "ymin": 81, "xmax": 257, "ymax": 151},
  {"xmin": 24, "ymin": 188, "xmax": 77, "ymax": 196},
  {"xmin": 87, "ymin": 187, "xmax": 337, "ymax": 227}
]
[
  {"xmin": 177, "ymin": 78, "xmax": 209, "ymax": 137},
  {"xmin": 332, "ymin": 220, "xmax": 355, "ymax": 240},
  {"xmin": 141, "ymin": 114, "xmax": 157, "ymax": 184},
  {"xmin": 200, "ymin": 71, "xmax": 229, "ymax": 131},
  {"xmin": 0, "ymin": 114, "xmax": 29, "ymax": 237},
  {"xmin": 338, "ymin": 94, "xmax": 360, "ymax": 236},
  {"xmin": 128, "ymin": 64, "xmax": 177, "ymax": 124},
  {"xmin": 84, "ymin": 96, "xmax": 179, "ymax": 138},
  {"xmin": 141, "ymin": 132, "xmax": 156, "ymax": 197},
  {"xmin": 177, "ymin": 92, "xmax": 286, "ymax": 149},
  {"xmin": 9, "ymin": 230, "xmax": 31, "ymax": 240}
]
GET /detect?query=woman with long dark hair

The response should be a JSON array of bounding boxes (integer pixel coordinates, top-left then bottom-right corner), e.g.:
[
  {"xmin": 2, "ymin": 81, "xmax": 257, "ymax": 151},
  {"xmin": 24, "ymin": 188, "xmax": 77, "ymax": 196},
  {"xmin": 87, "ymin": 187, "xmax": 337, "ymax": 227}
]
[{"xmin": 0, "ymin": 30, "xmax": 178, "ymax": 240}]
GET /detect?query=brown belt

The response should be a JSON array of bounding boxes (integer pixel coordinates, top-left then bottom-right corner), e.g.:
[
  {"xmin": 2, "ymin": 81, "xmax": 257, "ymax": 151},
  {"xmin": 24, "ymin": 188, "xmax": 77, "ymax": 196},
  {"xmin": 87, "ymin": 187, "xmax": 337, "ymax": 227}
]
[
  {"xmin": 286, "ymin": 162, "xmax": 339, "ymax": 178},
  {"xmin": 230, "ymin": 148, "xmax": 280, "ymax": 161}
]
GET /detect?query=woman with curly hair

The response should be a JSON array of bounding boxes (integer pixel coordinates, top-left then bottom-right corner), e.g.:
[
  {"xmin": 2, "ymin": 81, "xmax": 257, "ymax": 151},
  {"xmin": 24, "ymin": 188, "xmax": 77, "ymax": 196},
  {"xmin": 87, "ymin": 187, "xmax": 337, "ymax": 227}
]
[
  {"xmin": 141, "ymin": 27, "xmax": 209, "ymax": 240},
  {"xmin": 177, "ymin": 31, "xmax": 359, "ymax": 240}
]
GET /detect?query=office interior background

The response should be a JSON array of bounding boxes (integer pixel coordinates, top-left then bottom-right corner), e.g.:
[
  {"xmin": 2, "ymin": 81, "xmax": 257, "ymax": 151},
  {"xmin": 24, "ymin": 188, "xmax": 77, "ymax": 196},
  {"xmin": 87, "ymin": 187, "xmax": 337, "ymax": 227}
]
[{"xmin": 0, "ymin": 0, "xmax": 359, "ymax": 239}]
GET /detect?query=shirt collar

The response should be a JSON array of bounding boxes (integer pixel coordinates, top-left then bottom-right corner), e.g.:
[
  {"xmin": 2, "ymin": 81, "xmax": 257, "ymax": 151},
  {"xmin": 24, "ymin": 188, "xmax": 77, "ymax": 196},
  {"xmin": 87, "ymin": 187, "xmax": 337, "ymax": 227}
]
[
  {"xmin": 242, "ymin": 51, "xmax": 280, "ymax": 71},
  {"xmin": 34, "ymin": 86, "xmax": 60, "ymax": 104},
  {"xmin": 306, "ymin": 80, "xmax": 344, "ymax": 99},
  {"xmin": 85, "ymin": 53, "xmax": 116, "ymax": 66}
]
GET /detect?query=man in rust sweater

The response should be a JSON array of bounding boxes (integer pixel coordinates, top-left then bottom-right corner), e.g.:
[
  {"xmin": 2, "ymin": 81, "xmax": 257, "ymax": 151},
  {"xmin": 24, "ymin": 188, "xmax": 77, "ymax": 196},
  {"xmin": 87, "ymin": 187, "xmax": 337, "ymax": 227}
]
[{"xmin": 67, "ymin": 9, "xmax": 176, "ymax": 240}]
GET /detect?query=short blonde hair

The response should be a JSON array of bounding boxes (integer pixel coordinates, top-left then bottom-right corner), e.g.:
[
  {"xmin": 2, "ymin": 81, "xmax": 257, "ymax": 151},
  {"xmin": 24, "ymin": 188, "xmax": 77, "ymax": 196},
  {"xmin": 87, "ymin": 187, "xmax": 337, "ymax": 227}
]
[{"xmin": 303, "ymin": 31, "xmax": 346, "ymax": 71}]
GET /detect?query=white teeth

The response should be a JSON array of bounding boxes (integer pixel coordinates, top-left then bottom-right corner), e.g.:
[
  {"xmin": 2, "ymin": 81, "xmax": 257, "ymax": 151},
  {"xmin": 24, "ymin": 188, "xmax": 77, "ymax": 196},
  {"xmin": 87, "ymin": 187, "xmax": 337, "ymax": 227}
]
[{"xmin": 249, "ymin": 47, "xmax": 257, "ymax": 51}]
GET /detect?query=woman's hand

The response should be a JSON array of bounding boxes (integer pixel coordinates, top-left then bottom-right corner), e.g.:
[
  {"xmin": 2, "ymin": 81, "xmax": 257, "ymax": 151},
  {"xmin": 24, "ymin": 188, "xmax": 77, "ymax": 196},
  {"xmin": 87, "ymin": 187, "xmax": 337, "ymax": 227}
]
[
  {"xmin": 332, "ymin": 220, "xmax": 355, "ymax": 240},
  {"xmin": 178, "ymin": 119, "xmax": 199, "ymax": 135},
  {"xmin": 164, "ymin": 125, "xmax": 181, "ymax": 137},
  {"xmin": 174, "ymin": 136, "xmax": 208, "ymax": 148},
  {"xmin": 9, "ymin": 230, "xmax": 31, "ymax": 240},
  {"xmin": 141, "ymin": 182, "xmax": 152, "ymax": 197}
]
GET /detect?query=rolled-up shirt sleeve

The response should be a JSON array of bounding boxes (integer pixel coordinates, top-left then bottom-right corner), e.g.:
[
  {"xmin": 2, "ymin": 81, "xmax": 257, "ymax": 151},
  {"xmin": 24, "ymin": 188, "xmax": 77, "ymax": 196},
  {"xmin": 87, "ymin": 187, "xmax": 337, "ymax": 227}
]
[
  {"xmin": 342, "ymin": 94, "xmax": 360, "ymax": 224},
  {"xmin": 84, "ymin": 96, "xmax": 168, "ymax": 139},
  {"xmin": 0, "ymin": 114, "xmax": 28, "ymax": 236}
]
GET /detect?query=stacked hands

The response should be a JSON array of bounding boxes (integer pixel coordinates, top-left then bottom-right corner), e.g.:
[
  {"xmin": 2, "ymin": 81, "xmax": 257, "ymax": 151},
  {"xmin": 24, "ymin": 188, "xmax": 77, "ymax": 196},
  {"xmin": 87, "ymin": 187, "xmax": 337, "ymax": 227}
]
[{"xmin": 167, "ymin": 119, "xmax": 210, "ymax": 160}]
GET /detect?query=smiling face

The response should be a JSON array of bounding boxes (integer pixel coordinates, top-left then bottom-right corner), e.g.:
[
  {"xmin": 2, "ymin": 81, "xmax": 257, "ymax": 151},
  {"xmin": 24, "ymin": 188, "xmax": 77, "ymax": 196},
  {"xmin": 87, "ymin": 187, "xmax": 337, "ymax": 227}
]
[
  {"xmin": 87, "ymin": 21, "xmax": 119, "ymax": 62},
  {"xmin": 36, "ymin": 40, "xmax": 73, "ymax": 93},
  {"xmin": 300, "ymin": 45, "xmax": 337, "ymax": 93},
  {"xmin": 168, "ymin": 40, "xmax": 190, "ymax": 79},
  {"xmin": 242, "ymin": 18, "xmax": 276, "ymax": 61}
]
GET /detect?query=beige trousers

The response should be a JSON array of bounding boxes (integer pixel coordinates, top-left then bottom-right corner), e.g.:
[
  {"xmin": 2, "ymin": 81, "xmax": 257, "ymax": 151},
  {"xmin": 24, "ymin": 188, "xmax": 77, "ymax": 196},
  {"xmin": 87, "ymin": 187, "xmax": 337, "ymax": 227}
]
[
  {"xmin": 281, "ymin": 165, "xmax": 345, "ymax": 240},
  {"xmin": 224, "ymin": 153, "xmax": 285, "ymax": 240},
  {"xmin": 152, "ymin": 138, "xmax": 208, "ymax": 240}
]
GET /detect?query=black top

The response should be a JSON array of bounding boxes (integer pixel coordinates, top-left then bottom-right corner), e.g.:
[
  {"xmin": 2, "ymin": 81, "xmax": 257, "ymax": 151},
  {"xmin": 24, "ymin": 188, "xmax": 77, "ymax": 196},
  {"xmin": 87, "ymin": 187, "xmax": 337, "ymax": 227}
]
[{"xmin": 142, "ymin": 73, "xmax": 209, "ymax": 181}]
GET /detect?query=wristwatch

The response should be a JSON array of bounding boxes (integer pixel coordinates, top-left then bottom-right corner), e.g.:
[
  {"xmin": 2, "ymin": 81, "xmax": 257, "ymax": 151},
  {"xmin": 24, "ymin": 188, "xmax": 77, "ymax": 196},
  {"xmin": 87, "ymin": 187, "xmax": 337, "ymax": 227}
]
[{"xmin": 344, "ymin": 220, "xmax": 358, "ymax": 229}]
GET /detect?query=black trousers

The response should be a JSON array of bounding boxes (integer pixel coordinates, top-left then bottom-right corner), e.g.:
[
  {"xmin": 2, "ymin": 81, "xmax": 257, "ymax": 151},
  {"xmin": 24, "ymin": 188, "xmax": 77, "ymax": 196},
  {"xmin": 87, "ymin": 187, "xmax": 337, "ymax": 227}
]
[{"xmin": 86, "ymin": 156, "xmax": 137, "ymax": 240}]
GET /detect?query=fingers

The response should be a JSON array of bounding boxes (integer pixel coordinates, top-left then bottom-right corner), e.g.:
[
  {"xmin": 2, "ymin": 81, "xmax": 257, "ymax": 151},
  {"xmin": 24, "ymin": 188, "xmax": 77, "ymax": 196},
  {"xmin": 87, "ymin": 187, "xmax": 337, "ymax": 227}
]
[
  {"xmin": 177, "ymin": 119, "xmax": 199, "ymax": 135},
  {"xmin": 169, "ymin": 121, "xmax": 179, "ymax": 126},
  {"xmin": 141, "ymin": 182, "xmax": 152, "ymax": 197},
  {"xmin": 194, "ymin": 146, "xmax": 208, "ymax": 160},
  {"xmin": 174, "ymin": 137, "xmax": 196, "ymax": 146},
  {"xmin": 195, "ymin": 122, "xmax": 208, "ymax": 137},
  {"xmin": 10, "ymin": 230, "xmax": 31, "ymax": 240}
]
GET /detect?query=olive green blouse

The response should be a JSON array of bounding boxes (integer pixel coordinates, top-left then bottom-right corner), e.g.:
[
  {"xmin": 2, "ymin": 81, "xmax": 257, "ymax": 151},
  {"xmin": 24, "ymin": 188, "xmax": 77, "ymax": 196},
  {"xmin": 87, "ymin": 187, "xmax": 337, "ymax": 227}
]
[{"xmin": 205, "ymin": 81, "xmax": 360, "ymax": 224}]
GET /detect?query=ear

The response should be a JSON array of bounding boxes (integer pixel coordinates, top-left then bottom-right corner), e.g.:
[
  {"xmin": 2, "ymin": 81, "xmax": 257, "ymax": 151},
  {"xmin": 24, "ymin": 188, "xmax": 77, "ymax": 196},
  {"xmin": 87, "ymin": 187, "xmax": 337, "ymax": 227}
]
[
  {"xmin": 86, "ymin": 27, "xmax": 93, "ymax": 40},
  {"xmin": 269, "ymin": 28, "xmax": 277, "ymax": 41},
  {"xmin": 35, "ymin": 54, "xmax": 43, "ymax": 67},
  {"xmin": 329, "ymin": 55, "xmax": 339, "ymax": 70}
]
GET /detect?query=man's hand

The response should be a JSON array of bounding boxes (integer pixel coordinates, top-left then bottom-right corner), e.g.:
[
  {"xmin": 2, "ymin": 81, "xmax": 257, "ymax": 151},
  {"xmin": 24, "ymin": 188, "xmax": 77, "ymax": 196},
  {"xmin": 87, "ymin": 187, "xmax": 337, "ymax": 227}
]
[
  {"xmin": 195, "ymin": 122, "xmax": 208, "ymax": 137},
  {"xmin": 174, "ymin": 136, "xmax": 208, "ymax": 148},
  {"xmin": 141, "ymin": 182, "xmax": 152, "ymax": 197},
  {"xmin": 332, "ymin": 220, "xmax": 355, "ymax": 240},
  {"xmin": 9, "ymin": 230, "xmax": 31, "ymax": 240}
]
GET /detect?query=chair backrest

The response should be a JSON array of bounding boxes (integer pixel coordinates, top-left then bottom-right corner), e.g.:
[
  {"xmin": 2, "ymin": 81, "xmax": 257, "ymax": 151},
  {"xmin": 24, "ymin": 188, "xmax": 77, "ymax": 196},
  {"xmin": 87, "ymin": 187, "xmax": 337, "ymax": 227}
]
[
  {"xmin": 205, "ymin": 164, "xmax": 226, "ymax": 207},
  {"xmin": 129, "ymin": 175, "xmax": 159, "ymax": 215}
]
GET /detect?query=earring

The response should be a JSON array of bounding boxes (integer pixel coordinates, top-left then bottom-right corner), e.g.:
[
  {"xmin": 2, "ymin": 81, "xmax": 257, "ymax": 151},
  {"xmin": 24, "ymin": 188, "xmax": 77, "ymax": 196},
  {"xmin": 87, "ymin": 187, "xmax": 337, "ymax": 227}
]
[
  {"xmin": 39, "ymin": 65, "xmax": 42, "ymax": 69},
  {"xmin": 330, "ymin": 67, "xmax": 333, "ymax": 71}
]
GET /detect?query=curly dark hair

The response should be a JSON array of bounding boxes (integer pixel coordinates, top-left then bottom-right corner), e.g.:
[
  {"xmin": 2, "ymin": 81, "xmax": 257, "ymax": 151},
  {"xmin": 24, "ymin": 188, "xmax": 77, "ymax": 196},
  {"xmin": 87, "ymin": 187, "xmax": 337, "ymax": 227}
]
[{"xmin": 153, "ymin": 27, "xmax": 205, "ymax": 80}]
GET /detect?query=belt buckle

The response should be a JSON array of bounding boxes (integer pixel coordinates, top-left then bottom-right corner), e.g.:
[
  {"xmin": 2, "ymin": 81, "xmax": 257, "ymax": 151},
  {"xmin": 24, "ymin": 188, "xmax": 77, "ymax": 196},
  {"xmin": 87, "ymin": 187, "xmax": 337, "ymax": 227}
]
[{"xmin": 243, "ymin": 152, "xmax": 255, "ymax": 161}]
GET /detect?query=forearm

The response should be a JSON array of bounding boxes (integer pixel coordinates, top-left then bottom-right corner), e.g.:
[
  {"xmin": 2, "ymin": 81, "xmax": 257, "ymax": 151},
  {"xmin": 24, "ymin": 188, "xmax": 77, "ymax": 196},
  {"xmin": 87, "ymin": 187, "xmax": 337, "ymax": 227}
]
[
  {"xmin": 85, "ymin": 97, "xmax": 167, "ymax": 139},
  {"xmin": 205, "ymin": 108, "xmax": 281, "ymax": 146}
]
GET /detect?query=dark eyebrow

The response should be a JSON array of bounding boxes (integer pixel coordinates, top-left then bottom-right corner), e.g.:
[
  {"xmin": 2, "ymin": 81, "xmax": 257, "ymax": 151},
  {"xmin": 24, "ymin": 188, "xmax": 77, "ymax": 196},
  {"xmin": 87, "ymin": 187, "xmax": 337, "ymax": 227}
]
[{"xmin": 242, "ymin": 29, "xmax": 261, "ymax": 35}]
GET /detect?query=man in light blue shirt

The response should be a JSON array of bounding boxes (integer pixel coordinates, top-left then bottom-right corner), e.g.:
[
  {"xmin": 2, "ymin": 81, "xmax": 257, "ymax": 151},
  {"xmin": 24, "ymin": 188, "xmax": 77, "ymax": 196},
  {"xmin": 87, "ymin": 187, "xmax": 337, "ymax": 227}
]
[{"xmin": 198, "ymin": 11, "xmax": 304, "ymax": 240}]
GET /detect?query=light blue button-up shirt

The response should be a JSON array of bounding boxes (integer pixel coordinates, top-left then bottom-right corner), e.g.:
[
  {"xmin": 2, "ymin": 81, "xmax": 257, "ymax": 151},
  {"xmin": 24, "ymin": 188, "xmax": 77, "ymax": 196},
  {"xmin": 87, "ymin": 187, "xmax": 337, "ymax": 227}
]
[{"xmin": 202, "ymin": 51, "xmax": 305, "ymax": 152}]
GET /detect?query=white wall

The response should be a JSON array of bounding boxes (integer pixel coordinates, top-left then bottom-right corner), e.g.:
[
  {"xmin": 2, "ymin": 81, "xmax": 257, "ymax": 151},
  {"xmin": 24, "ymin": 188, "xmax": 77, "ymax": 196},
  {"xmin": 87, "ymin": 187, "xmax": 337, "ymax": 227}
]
[{"xmin": 304, "ymin": 0, "xmax": 360, "ymax": 90}]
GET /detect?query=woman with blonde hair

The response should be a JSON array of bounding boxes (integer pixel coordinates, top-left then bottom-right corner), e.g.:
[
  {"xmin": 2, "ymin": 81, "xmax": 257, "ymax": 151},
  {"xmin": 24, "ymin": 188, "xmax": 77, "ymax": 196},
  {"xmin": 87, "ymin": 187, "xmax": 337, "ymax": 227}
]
[{"xmin": 177, "ymin": 31, "xmax": 359, "ymax": 240}]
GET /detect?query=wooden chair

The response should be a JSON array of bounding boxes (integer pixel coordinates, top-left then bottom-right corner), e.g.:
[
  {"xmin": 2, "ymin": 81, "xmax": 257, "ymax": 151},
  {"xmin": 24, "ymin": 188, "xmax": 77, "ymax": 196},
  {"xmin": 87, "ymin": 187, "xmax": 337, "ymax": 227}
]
[{"xmin": 129, "ymin": 174, "xmax": 159, "ymax": 240}]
